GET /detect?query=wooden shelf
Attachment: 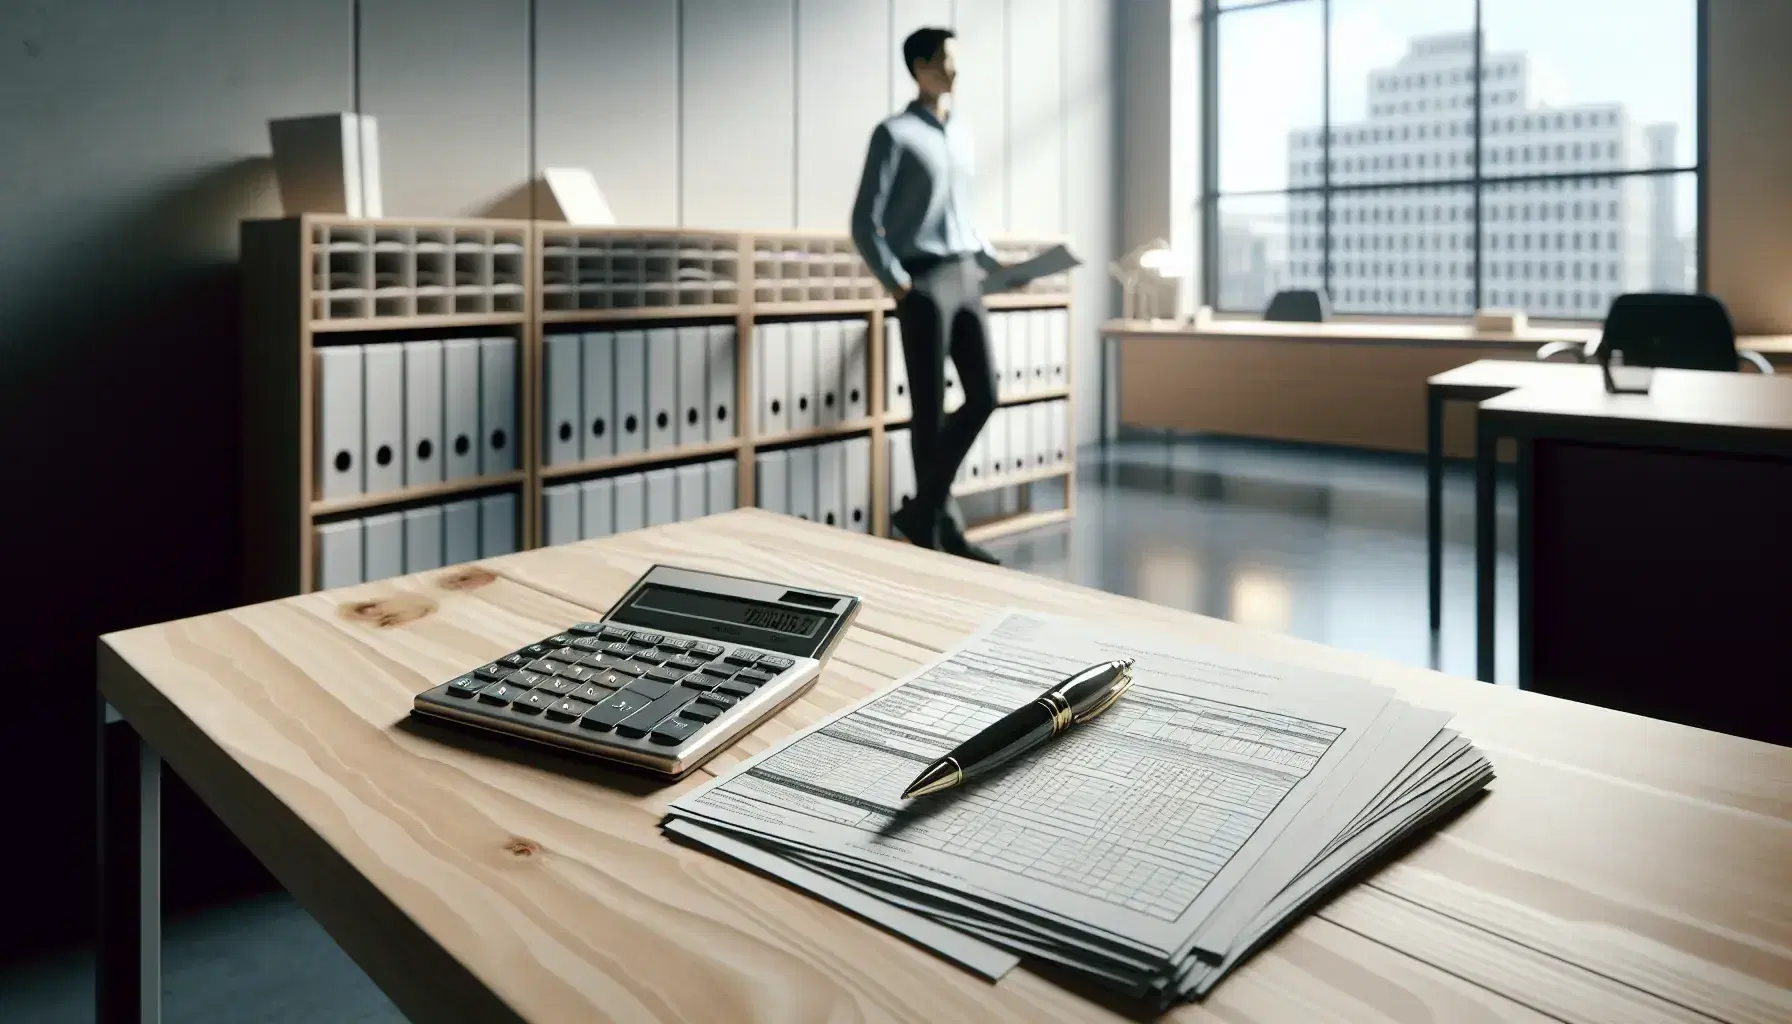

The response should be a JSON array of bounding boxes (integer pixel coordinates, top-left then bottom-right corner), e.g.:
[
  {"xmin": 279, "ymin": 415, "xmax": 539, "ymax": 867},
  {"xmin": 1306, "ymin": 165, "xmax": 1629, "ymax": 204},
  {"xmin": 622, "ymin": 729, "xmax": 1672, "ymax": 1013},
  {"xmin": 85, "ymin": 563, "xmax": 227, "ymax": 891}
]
[
  {"xmin": 753, "ymin": 298, "xmax": 888, "ymax": 316},
  {"xmin": 753, "ymin": 418, "xmax": 880, "ymax": 448},
  {"xmin": 310, "ymin": 312, "xmax": 528, "ymax": 333},
  {"xmin": 952, "ymin": 464, "xmax": 1070, "ymax": 499},
  {"xmin": 539, "ymin": 304, "xmax": 740, "ymax": 325},
  {"xmin": 884, "ymin": 389, "xmax": 1071, "ymax": 428},
  {"xmin": 984, "ymin": 292, "xmax": 1072, "ymax": 309},
  {"xmin": 539, "ymin": 439, "xmax": 743, "ymax": 480},
  {"xmin": 963, "ymin": 506, "xmax": 1074, "ymax": 543},
  {"xmin": 311, "ymin": 471, "xmax": 527, "ymax": 517}
]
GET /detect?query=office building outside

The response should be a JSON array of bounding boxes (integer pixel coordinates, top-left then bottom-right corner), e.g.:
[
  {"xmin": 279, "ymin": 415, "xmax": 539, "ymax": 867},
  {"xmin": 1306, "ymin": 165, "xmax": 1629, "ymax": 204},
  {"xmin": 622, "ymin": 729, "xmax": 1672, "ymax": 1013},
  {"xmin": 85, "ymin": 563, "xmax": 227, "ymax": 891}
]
[{"xmin": 1223, "ymin": 31, "xmax": 1690, "ymax": 318}]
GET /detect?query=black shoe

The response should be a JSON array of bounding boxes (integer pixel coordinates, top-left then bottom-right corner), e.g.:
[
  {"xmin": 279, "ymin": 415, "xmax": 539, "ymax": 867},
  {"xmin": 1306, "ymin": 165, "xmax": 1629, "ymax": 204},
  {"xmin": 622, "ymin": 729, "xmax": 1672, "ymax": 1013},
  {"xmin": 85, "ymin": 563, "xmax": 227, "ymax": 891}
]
[
  {"xmin": 937, "ymin": 501, "xmax": 1000, "ymax": 565},
  {"xmin": 890, "ymin": 500, "xmax": 940, "ymax": 550}
]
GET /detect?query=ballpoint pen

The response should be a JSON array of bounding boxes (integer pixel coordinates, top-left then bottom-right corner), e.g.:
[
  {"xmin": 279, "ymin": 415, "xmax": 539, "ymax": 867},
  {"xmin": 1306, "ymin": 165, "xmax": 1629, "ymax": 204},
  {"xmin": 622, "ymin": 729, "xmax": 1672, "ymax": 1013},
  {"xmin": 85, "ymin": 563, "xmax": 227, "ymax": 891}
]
[{"xmin": 901, "ymin": 658, "xmax": 1136, "ymax": 799}]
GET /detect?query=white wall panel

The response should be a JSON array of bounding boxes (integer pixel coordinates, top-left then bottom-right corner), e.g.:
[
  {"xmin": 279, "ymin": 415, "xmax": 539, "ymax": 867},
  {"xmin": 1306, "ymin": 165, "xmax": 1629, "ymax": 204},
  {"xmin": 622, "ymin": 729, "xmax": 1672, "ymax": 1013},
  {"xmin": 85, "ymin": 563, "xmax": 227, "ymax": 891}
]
[
  {"xmin": 1007, "ymin": 0, "xmax": 1065, "ymax": 236},
  {"xmin": 951, "ymin": 0, "xmax": 1008, "ymax": 233},
  {"xmin": 796, "ymin": 0, "xmax": 891, "ymax": 230},
  {"xmin": 681, "ymin": 0, "xmax": 796, "ymax": 230}
]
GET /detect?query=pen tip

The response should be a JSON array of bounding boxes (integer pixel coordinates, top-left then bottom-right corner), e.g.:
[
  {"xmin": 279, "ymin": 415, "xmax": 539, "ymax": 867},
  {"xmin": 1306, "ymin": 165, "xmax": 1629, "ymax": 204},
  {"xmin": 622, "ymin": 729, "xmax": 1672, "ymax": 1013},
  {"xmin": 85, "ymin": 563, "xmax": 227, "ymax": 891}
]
[{"xmin": 902, "ymin": 759, "xmax": 963, "ymax": 800}]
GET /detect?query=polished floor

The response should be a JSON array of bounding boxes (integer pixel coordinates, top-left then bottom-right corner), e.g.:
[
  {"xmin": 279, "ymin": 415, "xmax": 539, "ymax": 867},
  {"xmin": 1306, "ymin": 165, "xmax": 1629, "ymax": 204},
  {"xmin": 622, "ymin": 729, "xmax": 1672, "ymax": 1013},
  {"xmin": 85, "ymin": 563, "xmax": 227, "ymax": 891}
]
[{"xmin": 1, "ymin": 435, "xmax": 1515, "ymax": 1022}]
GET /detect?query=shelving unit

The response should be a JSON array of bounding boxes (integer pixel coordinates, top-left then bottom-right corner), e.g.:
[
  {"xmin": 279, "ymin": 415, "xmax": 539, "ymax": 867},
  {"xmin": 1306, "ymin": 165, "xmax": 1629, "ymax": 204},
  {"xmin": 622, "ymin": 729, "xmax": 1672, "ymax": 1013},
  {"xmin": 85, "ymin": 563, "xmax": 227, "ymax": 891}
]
[{"xmin": 243, "ymin": 216, "xmax": 1073, "ymax": 597}]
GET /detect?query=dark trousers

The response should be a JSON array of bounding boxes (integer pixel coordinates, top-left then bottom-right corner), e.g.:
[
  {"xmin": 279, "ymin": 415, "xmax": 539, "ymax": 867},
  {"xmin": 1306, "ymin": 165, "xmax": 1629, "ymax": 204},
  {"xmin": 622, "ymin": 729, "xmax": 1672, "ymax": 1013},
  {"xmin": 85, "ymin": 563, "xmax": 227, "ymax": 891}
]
[{"xmin": 896, "ymin": 255, "xmax": 999, "ymax": 515}]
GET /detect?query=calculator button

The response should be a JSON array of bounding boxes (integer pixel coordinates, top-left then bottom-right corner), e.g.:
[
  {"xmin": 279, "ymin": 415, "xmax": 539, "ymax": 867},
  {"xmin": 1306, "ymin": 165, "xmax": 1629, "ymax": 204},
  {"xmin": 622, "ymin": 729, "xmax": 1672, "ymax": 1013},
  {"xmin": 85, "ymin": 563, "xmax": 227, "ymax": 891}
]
[
  {"xmin": 537, "ymin": 677, "xmax": 581, "ymax": 696},
  {"xmin": 604, "ymin": 642, "xmax": 642, "ymax": 658},
  {"xmin": 723, "ymin": 650, "xmax": 762, "ymax": 667},
  {"xmin": 546, "ymin": 697, "xmax": 594, "ymax": 721},
  {"xmin": 515, "ymin": 643, "xmax": 555, "ymax": 660},
  {"xmin": 716, "ymin": 680, "xmax": 758, "ymax": 699},
  {"xmin": 525, "ymin": 659, "xmax": 562, "ymax": 676},
  {"xmin": 616, "ymin": 690, "xmax": 697, "ymax": 738},
  {"xmin": 573, "ymin": 682, "xmax": 617, "ymax": 704},
  {"xmin": 657, "ymin": 637, "xmax": 695, "ymax": 652},
  {"xmin": 622, "ymin": 678, "xmax": 675, "ymax": 702},
  {"xmin": 545, "ymin": 647, "xmax": 584, "ymax": 665},
  {"xmin": 680, "ymin": 703, "xmax": 722, "ymax": 723},
  {"xmin": 630, "ymin": 632, "xmax": 665, "ymax": 646},
  {"xmin": 697, "ymin": 693, "xmax": 738, "ymax": 710},
  {"xmin": 629, "ymin": 649, "xmax": 667, "ymax": 666},
  {"xmin": 691, "ymin": 642, "xmax": 725, "ymax": 659},
  {"xmin": 445, "ymin": 675, "xmax": 485, "ymax": 697},
  {"xmin": 567, "ymin": 622, "xmax": 606, "ymax": 635},
  {"xmin": 513, "ymin": 690, "xmax": 553, "ymax": 714},
  {"xmin": 736, "ymin": 668, "xmax": 777, "ymax": 685},
  {"xmin": 499, "ymin": 654, "xmax": 533, "ymax": 670},
  {"xmin": 649, "ymin": 717, "xmax": 703, "ymax": 746},
  {"xmin": 558, "ymin": 664, "xmax": 602, "ymax": 684},
  {"xmin": 545, "ymin": 634, "xmax": 576, "ymax": 647},
  {"xmin": 506, "ymin": 670, "xmax": 549, "ymax": 690},
  {"xmin": 472, "ymin": 663, "xmax": 512, "ymax": 681},
  {"xmin": 568, "ymin": 636, "xmax": 606, "ymax": 652},
  {"xmin": 700, "ymin": 664, "xmax": 735, "ymax": 680},
  {"xmin": 643, "ymin": 665, "xmax": 687, "ymax": 684},
  {"xmin": 678, "ymin": 674, "xmax": 718, "ymax": 691},
  {"xmin": 580, "ymin": 691, "xmax": 653, "ymax": 730},
  {"xmin": 583, "ymin": 654, "xmax": 643, "ymax": 676},
  {"xmin": 600, "ymin": 627, "xmax": 633, "ymax": 643},
  {"xmin": 666, "ymin": 655, "xmax": 705, "ymax": 672},
  {"xmin": 756, "ymin": 655, "xmax": 795, "ymax": 671},
  {"xmin": 478, "ymin": 681, "xmax": 529, "ymax": 705}
]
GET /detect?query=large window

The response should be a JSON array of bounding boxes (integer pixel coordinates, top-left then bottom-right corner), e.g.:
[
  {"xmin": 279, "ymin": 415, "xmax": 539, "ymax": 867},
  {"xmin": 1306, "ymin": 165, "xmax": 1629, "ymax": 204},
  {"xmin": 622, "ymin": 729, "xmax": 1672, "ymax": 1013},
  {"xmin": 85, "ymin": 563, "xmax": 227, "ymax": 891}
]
[{"xmin": 1204, "ymin": 0, "xmax": 1702, "ymax": 320}]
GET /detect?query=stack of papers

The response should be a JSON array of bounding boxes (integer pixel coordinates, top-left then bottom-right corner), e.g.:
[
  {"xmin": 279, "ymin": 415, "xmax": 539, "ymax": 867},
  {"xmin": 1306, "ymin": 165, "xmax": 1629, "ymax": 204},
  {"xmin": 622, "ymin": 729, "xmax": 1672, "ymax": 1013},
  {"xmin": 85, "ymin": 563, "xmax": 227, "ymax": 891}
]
[{"xmin": 662, "ymin": 611, "xmax": 1493, "ymax": 1007}]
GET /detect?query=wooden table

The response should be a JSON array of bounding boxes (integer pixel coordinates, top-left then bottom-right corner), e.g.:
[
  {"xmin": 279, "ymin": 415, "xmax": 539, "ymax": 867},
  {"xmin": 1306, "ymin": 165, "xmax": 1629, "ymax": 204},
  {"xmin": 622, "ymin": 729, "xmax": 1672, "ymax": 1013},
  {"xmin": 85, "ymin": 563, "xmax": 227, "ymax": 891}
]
[
  {"xmin": 1475, "ymin": 369, "xmax": 1792, "ymax": 699},
  {"xmin": 97, "ymin": 510, "xmax": 1792, "ymax": 1023}
]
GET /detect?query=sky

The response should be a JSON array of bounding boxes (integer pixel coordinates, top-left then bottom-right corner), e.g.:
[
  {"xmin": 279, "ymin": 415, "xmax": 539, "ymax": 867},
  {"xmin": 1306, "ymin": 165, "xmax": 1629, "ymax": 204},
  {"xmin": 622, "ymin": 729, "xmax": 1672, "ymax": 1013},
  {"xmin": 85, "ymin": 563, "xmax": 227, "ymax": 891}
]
[{"xmin": 1216, "ymin": 0, "xmax": 1700, "ymax": 194}]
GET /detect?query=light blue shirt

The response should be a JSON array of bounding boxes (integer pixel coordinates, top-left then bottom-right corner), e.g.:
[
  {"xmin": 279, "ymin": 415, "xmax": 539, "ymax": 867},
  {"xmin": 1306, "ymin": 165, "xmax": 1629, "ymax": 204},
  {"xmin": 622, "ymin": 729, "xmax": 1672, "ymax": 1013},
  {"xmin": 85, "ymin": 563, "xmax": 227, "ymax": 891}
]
[{"xmin": 850, "ymin": 100, "xmax": 1001, "ymax": 294}]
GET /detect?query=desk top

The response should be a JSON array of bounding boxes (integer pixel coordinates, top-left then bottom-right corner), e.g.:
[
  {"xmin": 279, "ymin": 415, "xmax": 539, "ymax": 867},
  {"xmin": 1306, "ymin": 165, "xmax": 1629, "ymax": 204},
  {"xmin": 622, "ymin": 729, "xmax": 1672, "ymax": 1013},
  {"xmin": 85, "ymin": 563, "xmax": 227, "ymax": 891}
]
[
  {"xmin": 1106, "ymin": 318, "xmax": 1792, "ymax": 355},
  {"xmin": 1428, "ymin": 359, "xmax": 1605, "ymax": 392},
  {"xmin": 98, "ymin": 510, "xmax": 1792, "ymax": 1024},
  {"xmin": 1479, "ymin": 365, "xmax": 1792, "ymax": 437}
]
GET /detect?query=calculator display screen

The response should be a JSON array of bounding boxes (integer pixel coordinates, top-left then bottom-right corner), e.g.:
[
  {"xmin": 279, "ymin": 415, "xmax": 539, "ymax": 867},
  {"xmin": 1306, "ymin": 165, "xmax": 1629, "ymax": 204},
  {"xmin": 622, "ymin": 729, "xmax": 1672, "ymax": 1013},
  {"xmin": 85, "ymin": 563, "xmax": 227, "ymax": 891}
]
[{"xmin": 630, "ymin": 585, "xmax": 825, "ymax": 639}]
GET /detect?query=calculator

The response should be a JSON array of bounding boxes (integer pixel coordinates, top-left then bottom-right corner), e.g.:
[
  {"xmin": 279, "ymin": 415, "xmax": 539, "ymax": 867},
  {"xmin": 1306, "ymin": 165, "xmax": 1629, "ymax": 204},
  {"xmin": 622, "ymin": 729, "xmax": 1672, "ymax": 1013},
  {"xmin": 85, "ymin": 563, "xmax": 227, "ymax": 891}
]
[{"xmin": 411, "ymin": 565, "xmax": 861, "ymax": 776}]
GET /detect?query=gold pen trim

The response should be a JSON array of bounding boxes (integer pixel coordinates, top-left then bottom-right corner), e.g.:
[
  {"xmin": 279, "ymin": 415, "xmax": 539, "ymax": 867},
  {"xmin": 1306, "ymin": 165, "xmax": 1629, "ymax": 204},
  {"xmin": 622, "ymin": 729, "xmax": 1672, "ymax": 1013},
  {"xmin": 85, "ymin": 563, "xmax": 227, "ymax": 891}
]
[
  {"xmin": 1071, "ymin": 664, "xmax": 1135, "ymax": 724},
  {"xmin": 1036, "ymin": 692, "xmax": 1074, "ymax": 735}
]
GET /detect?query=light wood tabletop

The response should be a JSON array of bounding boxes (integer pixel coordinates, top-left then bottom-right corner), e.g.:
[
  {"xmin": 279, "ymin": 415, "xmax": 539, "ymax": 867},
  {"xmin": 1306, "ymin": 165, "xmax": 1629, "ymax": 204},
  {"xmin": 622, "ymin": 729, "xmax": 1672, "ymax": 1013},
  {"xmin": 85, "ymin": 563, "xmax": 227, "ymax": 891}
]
[{"xmin": 98, "ymin": 510, "xmax": 1792, "ymax": 1024}]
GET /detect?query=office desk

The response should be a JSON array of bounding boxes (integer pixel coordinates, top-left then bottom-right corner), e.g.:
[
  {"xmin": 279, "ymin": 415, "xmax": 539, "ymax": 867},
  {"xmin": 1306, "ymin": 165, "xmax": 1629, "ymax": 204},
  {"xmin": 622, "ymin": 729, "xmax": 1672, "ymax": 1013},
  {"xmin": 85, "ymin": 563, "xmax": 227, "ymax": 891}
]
[
  {"xmin": 1475, "ymin": 370, "xmax": 1792, "ymax": 708},
  {"xmin": 98, "ymin": 510, "xmax": 1792, "ymax": 1023}
]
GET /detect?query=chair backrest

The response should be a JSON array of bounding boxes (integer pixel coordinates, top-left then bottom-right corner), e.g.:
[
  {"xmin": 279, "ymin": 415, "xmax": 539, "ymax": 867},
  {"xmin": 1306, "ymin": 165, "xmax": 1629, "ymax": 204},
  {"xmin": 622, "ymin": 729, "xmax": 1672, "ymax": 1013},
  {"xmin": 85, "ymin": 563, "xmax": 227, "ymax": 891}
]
[
  {"xmin": 1598, "ymin": 293, "xmax": 1739, "ymax": 371},
  {"xmin": 1264, "ymin": 289, "xmax": 1330, "ymax": 323}
]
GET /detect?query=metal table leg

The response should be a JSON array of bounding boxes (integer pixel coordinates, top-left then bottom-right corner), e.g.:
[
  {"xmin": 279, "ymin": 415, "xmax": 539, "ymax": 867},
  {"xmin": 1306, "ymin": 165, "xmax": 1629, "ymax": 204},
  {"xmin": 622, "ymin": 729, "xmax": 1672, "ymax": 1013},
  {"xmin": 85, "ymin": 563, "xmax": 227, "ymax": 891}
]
[
  {"xmin": 98, "ymin": 700, "xmax": 161, "ymax": 1024},
  {"xmin": 1475, "ymin": 422, "xmax": 1498, "ymax": 683},
  {"xmin": 1426, "ymin": 387, "xmax": 1444, "ymax": 632}
]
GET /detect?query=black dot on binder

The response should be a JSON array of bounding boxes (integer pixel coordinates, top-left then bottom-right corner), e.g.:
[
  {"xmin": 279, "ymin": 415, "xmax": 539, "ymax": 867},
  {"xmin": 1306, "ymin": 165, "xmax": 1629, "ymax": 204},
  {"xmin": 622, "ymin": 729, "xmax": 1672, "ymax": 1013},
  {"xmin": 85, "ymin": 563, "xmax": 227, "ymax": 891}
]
[
  {"xmin": 625, "ymin": 415, "xmax": 638, "ymax": 433},
  {"xmin": 798, "ymin": 396, "xmax": 809, "ymax": 411},
  {"xmin": 852, "ymin": 509, "xmax": 863, "ymax": 523},
  {"xmin": 454, "ymin": 435, "xmax": 470, "ymax": 456},
  {"xmin": 716, "ymin": 406, "xmax": 728, "ymax": 422},
  {"xmin": 825, "ymin": 393, "xmax": 836, "ymax": 408},
  {"xmin": 376, "ymin": 445, "xmax": 393, "ymax": 466},
  {"xmin": 334, "ymin": 450, "xmax": 352, "ymax": 473},
  {"xmin": 656, "ymin": 411, "xmax": 669, "ymax": 429},
  {"xmin": 897, "ymin": 384, "xmax": 907, "ymax": 396},
  {"xmin": 491, "ymin": 429, "xmax": 508, "ymax": 451},
  {"xmin": 687, "ymin": 408, "xmax": 699, "ymax": 425},
  {"xmin": 970, "ymin": 466, "xmax": 979, "ymax": 477},
  {"xmin": 558, "ymin": 422, "xmax": 572, "ymax": 442},
  {"xmin": 771, "ymin": 399, "xmax": 782, "ymax": 415},
  {"xmin": 592, "ymin": 418, "xmax": 606, "ymax": 438},
  {"xmin": 825, "ymin": 512, "xmax": 836, "ymax": 525},
  {"xmin": 850, "ymin": 388, "xmax": 861, "ymax": 403},
  {"xmin": 417, "ymin": 439, "xmax": 433, "ymax": 461}
]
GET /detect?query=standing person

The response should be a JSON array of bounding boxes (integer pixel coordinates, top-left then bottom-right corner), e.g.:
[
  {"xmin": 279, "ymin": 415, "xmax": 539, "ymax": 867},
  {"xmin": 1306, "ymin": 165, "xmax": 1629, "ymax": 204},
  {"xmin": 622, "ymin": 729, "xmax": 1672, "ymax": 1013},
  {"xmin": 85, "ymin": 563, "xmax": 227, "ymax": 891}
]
[{"xmin": 850, "ymin": 26, "xmax": 1003, "ymax": 564}]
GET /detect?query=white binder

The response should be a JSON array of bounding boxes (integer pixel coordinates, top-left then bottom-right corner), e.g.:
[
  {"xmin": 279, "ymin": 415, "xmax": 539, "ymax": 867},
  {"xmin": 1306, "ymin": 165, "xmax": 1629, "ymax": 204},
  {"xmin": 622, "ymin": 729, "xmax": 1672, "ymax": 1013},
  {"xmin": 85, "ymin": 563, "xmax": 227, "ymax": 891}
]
[
  {"xmin": 1028, "ymin": 310, "xmax": 1052, "ymax": 394},
  {"xmin": 1005, "ymin": 311, "xmax": 1030, "ymax": 396},
  {"xmin": 706, "ymin": 324, "xmax": 736, "ymax": 443},
  {"xmin": 787, "ymin": 320, "xmax": 817, "ymax": 431},
  {"xmin": 944, "ymin": 353, "xmax": 963, "ymax": 413},
  {"xmin": 1008, "ymin": 402, "xmax": 1032, "ymax": 473},
  {"xmin": 580, "ymin": 331, "xmax": 616, "ymax": 462},
  {"xmin": 362, "ymin": 511, "xmax": 403, "ymax": 583},
  {"xmin": 706, "ymin": 458, "xmax": 737, "ymax": 515},
  {"xmin": 676, "ymin": 326, "xmax": 708, "ymax": 447},
  {"xmin": 363, "ymin": 344, "xmax": 404, "ymax": 493},
  {"xmin": 755, "ymin": 321, "xmax": 790, "ymax": 437},
  {"xmin": 843, "ymin": 436, "xmax": 871, "ymax": 533},
  {"xmin": 1048, "ymin": 308, "xmax": 1070, "ymax": 390},
  {"xmin": 815, "ymin": 320, "xmax": 843, "ymax": 427},
  {"xmin": 543, "ymin": 333, "xmax": 582, "ymax": 466},
  {"xmin": 402, "ymin": 506, "xmax": 443, "ymax": 573},
  {"xmin": 314, "ymin": 519, "xmax": 362, "ymax": 589},
  {"xmin": 315, "ymin": 345, "xmax": 363, "ymax": 499},
  {"xmin": 984, "ymin": 407, "xmax": 1008, "ymax": 482},
  {"xmin": 989, "ymin": 311, "xmax": 1011, "ymax": 400},
  {"xmin": 646, "ymin": 327, "xmax": 678, "ymax": 452},
  {"xmin": 579, "ymin": 478, "xmax": 614, "ymax": 540},
  {"xmin": 1051, "ymin": 400, "xmax": 1070, "ymax": 465},
  {"xmin": 401, "ymin": 340, "xmax": 443, "ymax": 486},
  {"xmin": 1031, "ymin": 401, "xmax": 1052, "ymax": 469},
  {"xmin": 884, "ymin": 317, "xmax": 911, "ymax": 420},
  {"xmin": 842, "ymin": 318, "xmax": 870, "ymax": 423},
  {"xmin": 479, "ymin": 337, "xmax": 518, "ymax": 474},
  {"xmin": 886, "ymin": 429, "xmax": 916, "ymax": 517},
  {"xmin": 961, "ymin": 430, "xmax": 984, "ymax": 487},
  {"xmin": 478, "ymin": 492, "xmax": 517, "ymax": 557},
  {"xmin": 644, "ymin": 467, "xmax": 676, "ymax": 526},
  {"xmin": 755, "ymin": 450, "xmax": 788, "ymax": 515},
  {"xmin": 676, "ymin": 463, "xmax": 707, "ymax": 521},
  {"xmin": 443, "ymin": 499, "xmax": 480, "ymax": 564},
  {"xmin": 543, "ymin": 482, "xmax": 580, "ymax": 546},
  {"xmin": 442, "ymin": 339, "xmax": 480, "ymax": 481},
  {"xmin": 788, "ymin": 444, "xmax": 818, "ymax": 522},
  {"xmin": 816, "ymin": 441, "xmax": 844, "ymax": 528},
  {"xmin": 613, "ymin": 329, "xmax": 647, "ymax": 454},
  {"xmin": 613, "ymin": 473, "xmax": 646, "ymax": 532}
]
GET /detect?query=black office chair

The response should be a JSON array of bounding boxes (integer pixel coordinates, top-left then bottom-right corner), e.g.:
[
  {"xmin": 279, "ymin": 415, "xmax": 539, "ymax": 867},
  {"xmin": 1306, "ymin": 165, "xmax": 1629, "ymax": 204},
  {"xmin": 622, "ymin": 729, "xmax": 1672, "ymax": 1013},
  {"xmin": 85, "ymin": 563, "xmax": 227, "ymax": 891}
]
[
  {"xmin": 1535, "ymin": 292, "xmax": 1773, "ymax": 373},
  {"xmin": 1264, "ymin": 289, "xmax": 1330, "ymax": 323}
]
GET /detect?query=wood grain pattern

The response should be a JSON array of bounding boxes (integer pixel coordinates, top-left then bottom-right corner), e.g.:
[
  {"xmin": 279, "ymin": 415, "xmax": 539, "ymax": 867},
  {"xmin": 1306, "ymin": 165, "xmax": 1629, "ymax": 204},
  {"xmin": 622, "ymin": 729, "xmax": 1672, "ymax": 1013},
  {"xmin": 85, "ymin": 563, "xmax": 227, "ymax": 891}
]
[{"xmin": 100, "ymin": 510, "xmax": 1792, "ymax": 1023}]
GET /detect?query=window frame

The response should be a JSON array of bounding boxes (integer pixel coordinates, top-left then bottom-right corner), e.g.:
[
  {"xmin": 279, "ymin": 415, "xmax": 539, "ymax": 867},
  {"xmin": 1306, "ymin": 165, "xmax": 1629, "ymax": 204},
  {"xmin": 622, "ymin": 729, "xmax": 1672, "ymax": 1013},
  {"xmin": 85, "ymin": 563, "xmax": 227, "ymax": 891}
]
[{"xmin": 1198, "ymin": 0, "xmax": 1708, "ymax": 321}]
